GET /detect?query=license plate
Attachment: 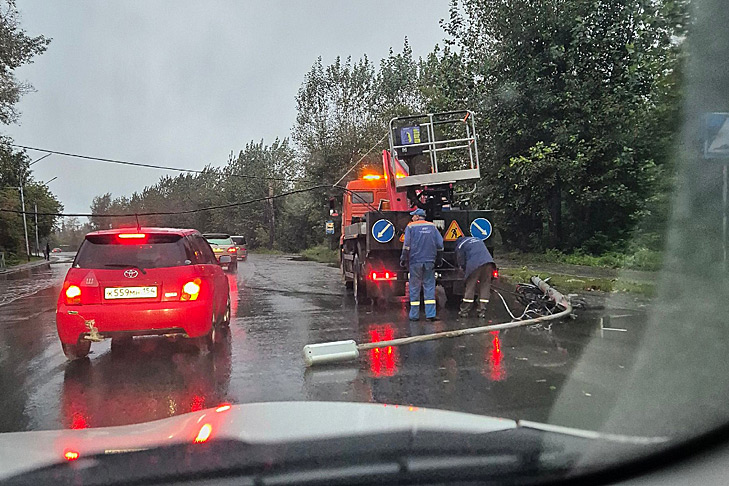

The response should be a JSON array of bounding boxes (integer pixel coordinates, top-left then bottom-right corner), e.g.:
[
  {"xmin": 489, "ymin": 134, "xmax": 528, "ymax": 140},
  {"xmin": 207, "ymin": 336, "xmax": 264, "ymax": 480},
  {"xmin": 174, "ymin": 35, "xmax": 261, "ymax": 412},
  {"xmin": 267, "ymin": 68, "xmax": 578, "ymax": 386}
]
[{"xmin": 104, "ymin": 286, "xmax": 158, "ymax": 300}]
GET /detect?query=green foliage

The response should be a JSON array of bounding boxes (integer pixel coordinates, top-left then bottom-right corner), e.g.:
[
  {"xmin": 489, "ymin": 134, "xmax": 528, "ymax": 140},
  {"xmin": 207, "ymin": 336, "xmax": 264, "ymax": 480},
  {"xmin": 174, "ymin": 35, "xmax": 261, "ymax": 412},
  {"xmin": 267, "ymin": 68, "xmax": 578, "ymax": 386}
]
[
  {"xmin": 0, "ymin": 141, "xmax": 63, "ymax": 256},
  {"xmin": 500, "ymin": 267, "xmax": 656, "ymax": 296},
  {"xmin": 0, "ymin": 0, "xmax": 51, "ymax": 125},
  {"xmin": 54, "ymin": 217, "xmax": 93, "ymax": 249},
  {"xmin": 0, "ymin": 3, "xmax": 58, "ymax": 257},
  {"xmin": 443, "ymin": 0, "xmax": 688, "ymax": 253},
  {"xmin": 299, "ymin": 245, "xmax": 338, "ymax": 265},
  {"xmin": 505, "ymin": 246, "xmax": 663, "ymax": 271},
  {"xmin": 87, "ymin": 139, "xmax": 313, "ymax": 251}
]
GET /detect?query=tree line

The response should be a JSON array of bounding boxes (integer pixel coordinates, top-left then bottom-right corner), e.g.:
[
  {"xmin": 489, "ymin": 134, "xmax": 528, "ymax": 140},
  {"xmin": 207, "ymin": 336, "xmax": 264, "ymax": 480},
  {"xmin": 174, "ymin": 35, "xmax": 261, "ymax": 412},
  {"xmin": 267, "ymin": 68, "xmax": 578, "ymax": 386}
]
[{"xmin": 88, "ymin": 0, "xmax": 689, "ymax": 256}]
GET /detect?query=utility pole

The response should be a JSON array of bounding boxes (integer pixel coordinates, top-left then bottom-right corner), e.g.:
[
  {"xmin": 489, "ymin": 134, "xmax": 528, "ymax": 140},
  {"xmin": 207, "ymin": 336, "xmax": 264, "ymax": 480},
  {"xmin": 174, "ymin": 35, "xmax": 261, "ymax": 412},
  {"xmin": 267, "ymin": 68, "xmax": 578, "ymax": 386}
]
[
  {"xmin": 268, "ymin": 181, "xmax": 275, "ymax": 250},
  {"xmin": 34, "ymin": 203, "xmax": 40, "ymax": 258},
  {"xmin": 19, "ymin": 183, "xmax": 30, "ymax": 261}
]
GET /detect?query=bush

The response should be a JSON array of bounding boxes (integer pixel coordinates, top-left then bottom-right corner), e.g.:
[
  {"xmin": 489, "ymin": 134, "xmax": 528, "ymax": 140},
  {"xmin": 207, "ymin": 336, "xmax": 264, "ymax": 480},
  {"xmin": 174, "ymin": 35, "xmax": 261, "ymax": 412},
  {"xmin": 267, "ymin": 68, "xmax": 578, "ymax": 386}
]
[
  {"xmin": 300, "ymin": 245, "xmax": 338, "ymax": 264},
  {"xmin": 523, "ymin": 247, "xmax": 662, "ymax": 271}
]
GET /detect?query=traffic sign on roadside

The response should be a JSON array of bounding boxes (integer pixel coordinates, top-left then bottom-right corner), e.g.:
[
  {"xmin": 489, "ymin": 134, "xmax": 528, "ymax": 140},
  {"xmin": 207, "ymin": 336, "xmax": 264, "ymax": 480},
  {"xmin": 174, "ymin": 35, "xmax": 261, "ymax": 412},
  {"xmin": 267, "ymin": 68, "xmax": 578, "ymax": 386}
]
[
  {"xmin": 704, "ymin": 113, "xmax": 729, "ymax": 160},
  {"xmin": 325, "ymin": 221, "xmax": 335, "ymax": 235}
]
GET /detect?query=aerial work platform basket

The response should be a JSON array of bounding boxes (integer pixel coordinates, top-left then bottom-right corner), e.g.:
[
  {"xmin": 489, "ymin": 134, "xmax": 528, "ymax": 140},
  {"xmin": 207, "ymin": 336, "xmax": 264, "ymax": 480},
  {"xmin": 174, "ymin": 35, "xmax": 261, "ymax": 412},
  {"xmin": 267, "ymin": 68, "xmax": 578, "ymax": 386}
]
[{"xmin": 388, "ymin": 110, "xmax": 480, "ymax": 190}]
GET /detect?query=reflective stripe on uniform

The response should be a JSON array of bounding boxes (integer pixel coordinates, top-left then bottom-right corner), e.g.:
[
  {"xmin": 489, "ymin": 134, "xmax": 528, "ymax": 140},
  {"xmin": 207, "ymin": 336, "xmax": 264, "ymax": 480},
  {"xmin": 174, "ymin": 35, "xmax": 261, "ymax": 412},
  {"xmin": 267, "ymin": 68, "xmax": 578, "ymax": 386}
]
[
  {"xmin": 462, "ymin": 298, "xmax": 474, "ymax": 303},
  {"xmin": 410, "ymin": 301, "xmax": 420, "ymax": 306},
  {"xmin": 480, "ymin": 299, "xmax": 489, "ymax": 303},
  {"xmin": 424, "ymin": 300, "xmax": 436, "ymax": 305}
]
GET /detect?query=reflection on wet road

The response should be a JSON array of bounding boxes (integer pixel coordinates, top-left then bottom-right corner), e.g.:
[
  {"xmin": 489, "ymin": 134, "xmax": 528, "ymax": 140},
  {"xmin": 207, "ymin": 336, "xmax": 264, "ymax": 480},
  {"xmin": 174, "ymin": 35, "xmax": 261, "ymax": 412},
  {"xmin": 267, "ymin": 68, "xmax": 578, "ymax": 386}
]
[{"xmin": 0, "ymin": 254, "xmax": 653, "ymax": 436}]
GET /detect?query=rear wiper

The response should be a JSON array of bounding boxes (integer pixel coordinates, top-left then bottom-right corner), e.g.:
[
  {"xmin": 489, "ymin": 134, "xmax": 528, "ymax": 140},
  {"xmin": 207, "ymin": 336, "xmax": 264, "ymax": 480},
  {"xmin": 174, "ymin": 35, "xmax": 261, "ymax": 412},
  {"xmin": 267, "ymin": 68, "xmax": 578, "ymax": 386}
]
[{"xmin": 103, "ymin": 263, "xmax": 147, "ymax": 274}]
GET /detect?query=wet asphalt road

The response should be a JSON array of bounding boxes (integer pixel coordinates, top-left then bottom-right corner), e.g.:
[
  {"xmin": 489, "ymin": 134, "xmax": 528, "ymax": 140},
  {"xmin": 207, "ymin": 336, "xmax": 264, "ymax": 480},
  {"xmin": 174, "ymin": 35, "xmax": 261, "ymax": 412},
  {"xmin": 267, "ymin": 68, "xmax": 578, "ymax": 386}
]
[{"xmin": 0, "ymin": 253, "xmax": 652, "ymax": 435}]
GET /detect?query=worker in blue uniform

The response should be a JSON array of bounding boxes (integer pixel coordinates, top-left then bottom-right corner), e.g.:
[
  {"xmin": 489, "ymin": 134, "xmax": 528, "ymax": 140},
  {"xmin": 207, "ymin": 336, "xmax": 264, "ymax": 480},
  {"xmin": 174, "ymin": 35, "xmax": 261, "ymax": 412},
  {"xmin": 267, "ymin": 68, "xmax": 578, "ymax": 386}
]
[
  {"xmin": 400, "ymin": 208, "xmax": 444, "ymax": 321},
  {"xmin": 455, "ymin": 236, "xmax": 496, "ymax": 318}
]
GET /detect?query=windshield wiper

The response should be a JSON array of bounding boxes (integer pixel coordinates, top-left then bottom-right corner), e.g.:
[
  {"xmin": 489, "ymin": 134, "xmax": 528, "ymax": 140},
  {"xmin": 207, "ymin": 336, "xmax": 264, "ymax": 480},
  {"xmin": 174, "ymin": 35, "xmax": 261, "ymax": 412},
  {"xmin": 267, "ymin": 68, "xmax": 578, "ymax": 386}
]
[{"xmin": 103, "ymin": 263, "xmax": 147, "ymax": 274}]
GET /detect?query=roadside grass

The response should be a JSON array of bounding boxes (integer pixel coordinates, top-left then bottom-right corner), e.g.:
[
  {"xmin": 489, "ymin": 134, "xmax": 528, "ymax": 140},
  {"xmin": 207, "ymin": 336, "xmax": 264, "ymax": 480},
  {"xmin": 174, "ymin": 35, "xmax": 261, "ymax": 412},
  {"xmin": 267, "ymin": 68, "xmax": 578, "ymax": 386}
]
[
  {"xmin": 249, "ymin": 248, "xmax": 285, "ymax": 255},
  {"xmin": 299, "ymin": 245, "xmax": 339, "ymax": 265},
  {"xmin": 501, "ymin": 247, "xmax": 663, "ymax": 272},
  {"xmin": 500, "ymin": 267, "xmax": 656, "ymax": 297},
  {"xmin": 3, "ymin": 254, "xmax": 44, "ymax": 267}
]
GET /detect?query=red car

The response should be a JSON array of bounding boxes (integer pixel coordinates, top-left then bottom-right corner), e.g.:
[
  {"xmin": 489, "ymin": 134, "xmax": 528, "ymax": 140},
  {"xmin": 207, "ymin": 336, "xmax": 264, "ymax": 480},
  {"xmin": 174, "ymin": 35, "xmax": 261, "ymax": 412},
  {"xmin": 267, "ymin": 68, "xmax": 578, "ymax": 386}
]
[{"xmin": 56, "ymin": 228, "xmax": 231, "ymax": 360}]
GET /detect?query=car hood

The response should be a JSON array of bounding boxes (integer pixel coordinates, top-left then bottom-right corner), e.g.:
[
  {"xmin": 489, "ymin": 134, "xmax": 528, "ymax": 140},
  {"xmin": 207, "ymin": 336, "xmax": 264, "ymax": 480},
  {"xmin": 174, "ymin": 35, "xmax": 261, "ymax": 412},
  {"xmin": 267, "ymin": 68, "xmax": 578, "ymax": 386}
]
[{"xmin": 0, "ymin": 401, "xmax": 515, "ymax": 480}]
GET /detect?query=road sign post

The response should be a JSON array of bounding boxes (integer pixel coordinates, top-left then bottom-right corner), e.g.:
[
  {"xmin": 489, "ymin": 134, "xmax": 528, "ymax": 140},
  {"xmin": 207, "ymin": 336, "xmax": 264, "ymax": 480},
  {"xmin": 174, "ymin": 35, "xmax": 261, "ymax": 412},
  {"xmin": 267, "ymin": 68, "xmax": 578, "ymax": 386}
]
[{"xmin": 702, "ymin": 112, "xmax": 729, "ymax": 270}]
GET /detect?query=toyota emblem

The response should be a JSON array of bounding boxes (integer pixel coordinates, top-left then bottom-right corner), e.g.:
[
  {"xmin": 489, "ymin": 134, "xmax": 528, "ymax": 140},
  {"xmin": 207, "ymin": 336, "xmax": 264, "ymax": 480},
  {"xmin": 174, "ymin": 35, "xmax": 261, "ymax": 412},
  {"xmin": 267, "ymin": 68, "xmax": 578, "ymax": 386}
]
[{"xmin": 123, "ymin": 269, "xmax": 139, "ymax": 278}]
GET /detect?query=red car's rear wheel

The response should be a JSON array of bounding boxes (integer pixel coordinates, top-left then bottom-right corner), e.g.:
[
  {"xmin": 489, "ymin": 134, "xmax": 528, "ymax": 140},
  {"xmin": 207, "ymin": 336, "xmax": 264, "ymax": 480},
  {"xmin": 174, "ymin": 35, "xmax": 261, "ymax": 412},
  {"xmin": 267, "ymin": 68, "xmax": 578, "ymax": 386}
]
[{"xmin": 62, "ymin": 339, "xmax": 91, "ymax": 360}]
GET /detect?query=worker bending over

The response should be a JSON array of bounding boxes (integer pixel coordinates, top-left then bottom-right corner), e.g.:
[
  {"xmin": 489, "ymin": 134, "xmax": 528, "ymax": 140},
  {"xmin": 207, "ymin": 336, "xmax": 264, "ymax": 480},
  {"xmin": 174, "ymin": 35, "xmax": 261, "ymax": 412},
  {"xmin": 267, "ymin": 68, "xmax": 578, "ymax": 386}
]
[
  {"xmin": 400, "ymin": 208, "xmax": 444, "ymax": 321},
  {"xmin": 455, "ymin": 236, "xmax": 496, "ymax": 318}
]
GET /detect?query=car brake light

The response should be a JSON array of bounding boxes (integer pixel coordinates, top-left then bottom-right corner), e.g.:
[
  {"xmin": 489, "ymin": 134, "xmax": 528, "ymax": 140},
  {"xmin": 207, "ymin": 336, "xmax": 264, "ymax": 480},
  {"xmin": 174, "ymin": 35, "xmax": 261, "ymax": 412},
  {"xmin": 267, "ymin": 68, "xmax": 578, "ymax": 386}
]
[
  {"xmin": 492, "ymin": 269, "xmax": 499, "ymax": 279},
  {"xmin": 65, "ymin": 285, "xmax": 81, "ymax": 305},
  {"xmin": 181, "ymin": 279, "xmax": 201, "ymax": 301},
  {"xmin": 117, "ymin": 233, "xmax": 146, "ymax": 239},
  {"xmin": 228, "ymin": 247, "xmax": 237, "ymax": 253}
]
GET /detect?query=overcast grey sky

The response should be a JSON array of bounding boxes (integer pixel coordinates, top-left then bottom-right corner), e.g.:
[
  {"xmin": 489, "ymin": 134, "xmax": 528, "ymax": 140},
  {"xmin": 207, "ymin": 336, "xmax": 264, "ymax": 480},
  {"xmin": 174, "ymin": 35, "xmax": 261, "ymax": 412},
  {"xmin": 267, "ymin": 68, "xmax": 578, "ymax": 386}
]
[{"xmin": 5, "ymin": 1, "xmax": 451, "ymax": 214}]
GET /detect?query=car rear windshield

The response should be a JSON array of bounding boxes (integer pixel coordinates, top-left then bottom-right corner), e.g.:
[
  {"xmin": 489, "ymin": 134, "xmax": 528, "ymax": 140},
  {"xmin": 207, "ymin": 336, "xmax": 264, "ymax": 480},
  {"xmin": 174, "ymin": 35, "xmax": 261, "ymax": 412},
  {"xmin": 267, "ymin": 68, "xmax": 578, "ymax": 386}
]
[
  {"xmin": 231, "ymin": 236, "xmax": 246, "ymax": 245},
  {"xmin": 74, "ymin": 234, "xmax": 189, "ymax": 269},
  {"xmin": 205, "ymin": 237, "xmax": 233, "ymax": 245}
]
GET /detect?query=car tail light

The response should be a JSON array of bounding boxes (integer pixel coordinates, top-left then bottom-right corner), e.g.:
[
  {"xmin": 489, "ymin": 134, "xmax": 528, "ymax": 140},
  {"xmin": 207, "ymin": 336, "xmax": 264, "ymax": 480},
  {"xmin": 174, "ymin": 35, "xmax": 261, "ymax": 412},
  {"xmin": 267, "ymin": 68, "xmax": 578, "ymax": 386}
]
[
  {"xmin": 181, "ymin": 279, "xmax": 201, "ymax": 301},
  {"xmin": 492, "ymin": 268, "xmax": 499, "ymax": 279},
  {"xmin": 228, "ymin": 247, "xmax": 237, "ymax": 253},
  {"xmin": 65, "ymin": 284, "xmax": 82, "ymax": 305},
  {"xmin": 370, "ymin": 271, "xmax": 397, "ymax": 281},
  {"xmin": 117, "ymin": 233, "xmax": 146, "ymax": 239}
]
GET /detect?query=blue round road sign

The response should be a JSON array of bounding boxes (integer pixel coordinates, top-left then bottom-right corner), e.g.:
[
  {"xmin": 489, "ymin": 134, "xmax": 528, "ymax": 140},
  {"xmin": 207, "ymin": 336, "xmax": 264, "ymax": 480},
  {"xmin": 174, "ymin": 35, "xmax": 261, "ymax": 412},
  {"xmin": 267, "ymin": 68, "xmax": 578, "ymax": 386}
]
[
  {"xmin": 470, "ymin": 218, "xmax": 492, "ymax": 240},
  {"xmin": 371, "ymin": 219, "xmax": 395, "ymax": 243}
]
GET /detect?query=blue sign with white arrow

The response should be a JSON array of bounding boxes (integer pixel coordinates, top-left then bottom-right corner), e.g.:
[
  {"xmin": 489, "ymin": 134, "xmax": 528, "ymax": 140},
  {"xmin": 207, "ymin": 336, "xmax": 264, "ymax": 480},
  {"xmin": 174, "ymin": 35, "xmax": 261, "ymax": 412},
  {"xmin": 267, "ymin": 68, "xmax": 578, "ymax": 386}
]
[
  {"xmin": 371, "ymin": 219, "xmax": 395, "ymax": 243},
  {"xmin": 704, "ymin": 113, "xmax": 729, "ymax": 160},
  {"xmin": 470, "ymin": 218, "xmax": 492, "ymax": 240}
]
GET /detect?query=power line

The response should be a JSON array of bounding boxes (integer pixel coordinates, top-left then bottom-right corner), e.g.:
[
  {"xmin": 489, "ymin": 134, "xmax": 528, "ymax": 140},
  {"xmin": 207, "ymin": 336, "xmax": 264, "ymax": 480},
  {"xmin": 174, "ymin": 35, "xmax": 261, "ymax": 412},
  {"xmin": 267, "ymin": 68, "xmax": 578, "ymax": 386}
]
[
  {"xmin": 4, "ymin": 137, "xmax": 392, "ymax": 219},
  {"xmin": 11, "ymin": 144, "xmax": 314, "ymax": 184},
  {"xmin": 14, "ymin": 134, "xmax": 390, "ymax": 189},
  {"xmin": 0, "ymin": 184, "xmax": 378, "ymax": 218},
  {"xmin": 333, "ymin": 133, "xmax": 389, "ymax": 187},
  {"xmin": 0, "ymin": 185, "xmax": 330, "ymax": 218}
]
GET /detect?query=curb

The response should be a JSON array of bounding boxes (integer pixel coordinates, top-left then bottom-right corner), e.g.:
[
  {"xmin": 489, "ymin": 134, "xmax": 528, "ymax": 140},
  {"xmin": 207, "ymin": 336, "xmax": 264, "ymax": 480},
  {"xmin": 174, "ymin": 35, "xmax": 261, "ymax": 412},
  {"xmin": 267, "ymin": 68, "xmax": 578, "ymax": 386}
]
[{"xmin": 0, "ymin": 259, "xmax": 51, "ymax": 277}]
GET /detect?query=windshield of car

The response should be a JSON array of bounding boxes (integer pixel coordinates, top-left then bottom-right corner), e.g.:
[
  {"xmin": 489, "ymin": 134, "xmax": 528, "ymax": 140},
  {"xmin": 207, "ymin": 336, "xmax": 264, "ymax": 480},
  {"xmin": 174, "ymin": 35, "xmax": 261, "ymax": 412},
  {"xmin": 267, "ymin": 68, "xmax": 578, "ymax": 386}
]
[
  {"xmin": 2, "ymin": 0, "xmax": 725, "ymax": 483},
  {"xmin": 74, "ymin": 234, "xmax": 189, "ymax": 269}
]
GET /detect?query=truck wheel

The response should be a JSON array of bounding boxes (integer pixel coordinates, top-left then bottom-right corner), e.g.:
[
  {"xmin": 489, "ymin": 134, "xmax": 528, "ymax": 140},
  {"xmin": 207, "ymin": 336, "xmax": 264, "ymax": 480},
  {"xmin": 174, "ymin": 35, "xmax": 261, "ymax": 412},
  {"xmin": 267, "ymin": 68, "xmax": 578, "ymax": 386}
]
[
  {"xmin": 353, "ymin": 254, "xmax": 368, "ymax": 304},
  {"xmin": 436, "ymin": 285, "xmax": 448, "ymax": 309},
  {"xmin": 341, "ymin": 259, "xmax": 354, "ymax": 290}
]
